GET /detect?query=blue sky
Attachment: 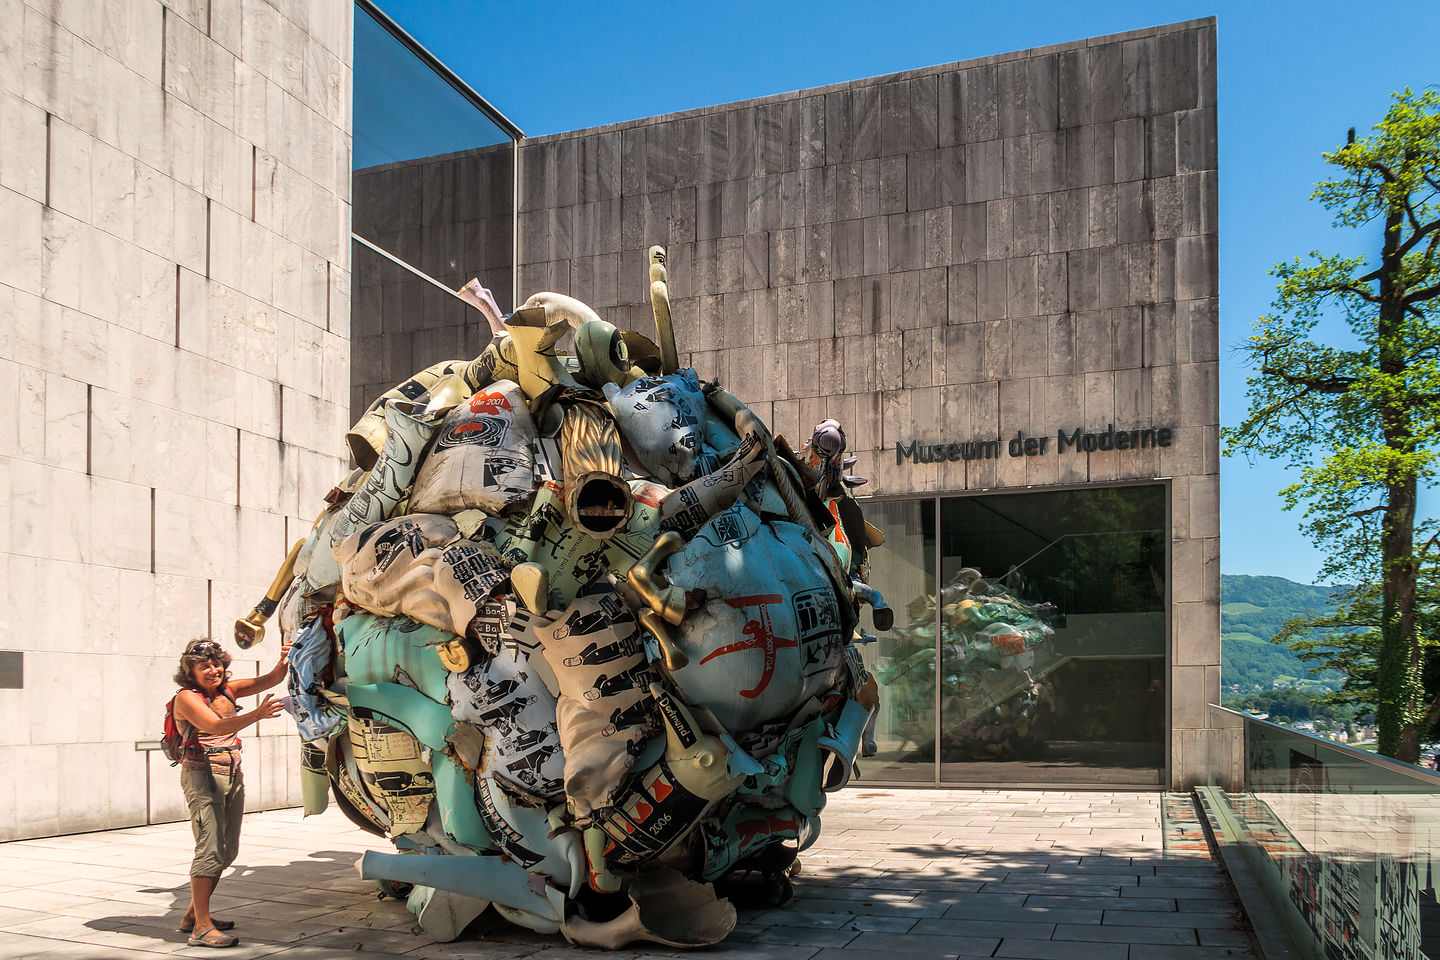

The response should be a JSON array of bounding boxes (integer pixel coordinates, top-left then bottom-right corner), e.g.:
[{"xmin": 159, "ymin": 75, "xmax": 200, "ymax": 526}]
[{"xmin": 373, "ymin": 0, "xmax": 1439, "ymax": 584}]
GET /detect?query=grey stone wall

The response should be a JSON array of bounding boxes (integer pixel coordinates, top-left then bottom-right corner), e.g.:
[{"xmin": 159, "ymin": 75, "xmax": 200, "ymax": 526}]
[
  {"xmin": 513, "ymin": 19, "xmax": 1222, "ymax": 788},
  {"xmin": 0, "ymin": 0, "xmax": 352, "ymax": 839}
]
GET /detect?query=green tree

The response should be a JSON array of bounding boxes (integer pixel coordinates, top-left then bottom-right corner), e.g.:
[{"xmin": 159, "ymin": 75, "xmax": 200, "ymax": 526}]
[
  {"xmin": 1277, "ymin": 573, "xmax": 1440, "ymax": 733},
  {"xmin": 1224, "ymin": 89, "xmax": 1440, "ymax": 763}
]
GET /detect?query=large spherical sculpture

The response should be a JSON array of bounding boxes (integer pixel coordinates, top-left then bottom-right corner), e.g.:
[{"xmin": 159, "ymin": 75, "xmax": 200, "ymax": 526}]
[{"xmin": 236, "ymin": 247, "xmax": 892, "ymax": 949}]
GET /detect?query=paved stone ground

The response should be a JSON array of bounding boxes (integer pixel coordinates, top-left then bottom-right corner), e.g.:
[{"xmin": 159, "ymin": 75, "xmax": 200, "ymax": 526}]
[{"xmin": 0, "ymin": 789, "xmax": 1256, "ymax": 959}]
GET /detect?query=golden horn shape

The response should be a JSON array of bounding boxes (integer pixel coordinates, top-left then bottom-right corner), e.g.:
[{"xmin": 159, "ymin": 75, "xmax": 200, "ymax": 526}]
[
  {"xmin": 638, "ymin": 608, "xmax": 689, "ymax": 671},
  {"xmin": 235, "ymin": 537, "xmax": 306, "ymax": 648},
  {"xmin": 560, "ymin": 405, "xmax": 634, "ymax": 540},
  {"xmin": 626, "ymin": 531, "xmax": 687, "ymax": 625},
  {"xmin": 647, "ymin": 246, "xmax": 680, "ymax": 374},
  {"xmin": 560, "ymin": 404, "xmax": 623, "ymax": 480}
]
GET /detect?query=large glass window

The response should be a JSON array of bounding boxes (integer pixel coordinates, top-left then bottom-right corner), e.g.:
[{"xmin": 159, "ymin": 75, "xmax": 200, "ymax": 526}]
[
  {"xmin": 858, "ymin": 484, "xmax": 1167, "ymax": 786},
  {"xmin": 353, "ymin": 3, "xmax": 515, "ymax": 169},
  {"xmin": 351, "ymin": 0, "xmax": 519, "ymax": 419}
]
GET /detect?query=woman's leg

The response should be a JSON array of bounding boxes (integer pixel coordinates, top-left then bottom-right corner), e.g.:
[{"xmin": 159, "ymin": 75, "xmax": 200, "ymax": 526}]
[
  {"xmin": 180, "ymin": 769, "xmax": 229, "ymax": 931},
  {"xmin": 220, "ymin": 771, "xmax": 245, "ymax": 874},
  {"xmin": 182, "ymin": 876, "xmax": 217, "ymax": 925},
  {"xmin": 188, "ymin": 874, "xmax": 218, "ymax": 930}
]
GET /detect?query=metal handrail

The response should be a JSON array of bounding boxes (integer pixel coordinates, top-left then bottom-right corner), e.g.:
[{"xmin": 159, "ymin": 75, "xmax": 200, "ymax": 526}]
[{"xmin": 356, "ymin": 0, "xmax": 524, "ymax": 141}]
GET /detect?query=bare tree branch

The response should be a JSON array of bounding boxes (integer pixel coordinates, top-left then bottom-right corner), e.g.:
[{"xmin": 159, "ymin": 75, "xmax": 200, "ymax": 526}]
[
  {"xmin": 1259, "ymin": 368, "xmax": 1356, "ymax": 393},
  {"xmin": 1317, "ymin": 281, "xmax": 1383, "ymax": 304},
  {"xmin": 1403, "ymin": 281, "xmax": 1440, "ymax": 305},
  {"xmin": 1368, "ymin": 161, "xmax": 1424, "ymax": 234}
]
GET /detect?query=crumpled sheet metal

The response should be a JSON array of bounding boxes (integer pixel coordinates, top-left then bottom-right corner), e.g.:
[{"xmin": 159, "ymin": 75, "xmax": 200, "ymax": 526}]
[
  {"xmin": 534, "ymin": 593, "xmax": 657, "ymax": 819},
  {"xmin": 409, "ymin": 380, "xmax": 537, "ymax": 516},
  {"xmin": 348, "ymin": 707, "xmax": 435, "ymax": 836},
  {"xmin": 346, "ymin": 358, "xmax": 496, "ymax": 470},
  {"xmin": 602, "ymin": 369, "xmax": 716, "ymax": 486},
  {"xmin": 561, "ymin": 868, "xmax": 736, "ymax": 949},
  {"xmin": 269, "ymin": 253, "xmax": 896, "ymax": 949},
  {"xmin": 699, "ymin": 803, "xmax": 805, "ymax": 882},
  {"xmin": 286, "ymin": 618, "xmax": 344, "ymax": 743},
  {"xmin": 448, "ymin": 644, "xmax": 565, "ymax": 800},
  {"xmin": 302, "ymin": 400, "xmax": 437, "ymax": 595},
  {"xmin": 666, "ymin": 505, "xmax": 847, "ymax": 732},
  {"xmin": 335, "ymin": 513, "xmax": 508, "ymax": 638}
]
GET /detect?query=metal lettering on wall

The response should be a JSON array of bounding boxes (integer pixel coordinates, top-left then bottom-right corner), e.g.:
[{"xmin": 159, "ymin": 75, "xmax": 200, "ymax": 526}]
[{"xmin": 896, "ymin": 425, "xmax": 1176, "ymax": 465}]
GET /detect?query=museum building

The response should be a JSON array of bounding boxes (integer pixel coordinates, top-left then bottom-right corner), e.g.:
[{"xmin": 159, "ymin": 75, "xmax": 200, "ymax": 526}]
[
  {"xmin": 0, "ymin": 1, "xmax": 1221, "ymax": 840},
  {"xmin": 350, "ymin": 8, "xmax": 1223, "ymax": 789}
]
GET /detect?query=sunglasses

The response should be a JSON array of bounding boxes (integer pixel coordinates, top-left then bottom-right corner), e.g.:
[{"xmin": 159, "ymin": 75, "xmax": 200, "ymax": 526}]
[{"xmin": 187, "ymin": 641, "xmax": 223, "ymax": 656}]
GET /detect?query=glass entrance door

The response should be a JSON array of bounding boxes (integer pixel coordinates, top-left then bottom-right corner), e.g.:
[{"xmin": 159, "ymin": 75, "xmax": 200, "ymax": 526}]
[
  {"xmin": 856, "ymin": 484, "xmax": 1168, "ymax": 786},
  {"xmin": 855, "ymin": 498, "xmax": 936, "ymax": 782}
]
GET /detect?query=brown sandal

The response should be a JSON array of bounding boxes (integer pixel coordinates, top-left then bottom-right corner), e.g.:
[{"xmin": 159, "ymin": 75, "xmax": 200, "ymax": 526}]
[
  {"xmin": 187, "ymin": 925, "xmax": 239, "ymax": 948},
  {"xmin": 180, "ymin": 917, "xmax": 234, "ymax": 932}
]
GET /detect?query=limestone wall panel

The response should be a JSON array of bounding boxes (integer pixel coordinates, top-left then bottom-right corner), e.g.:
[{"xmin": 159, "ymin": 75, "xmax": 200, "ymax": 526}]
[{"xmin": 0, "ymin": 0, "xmax": 350, "ymax": 838}]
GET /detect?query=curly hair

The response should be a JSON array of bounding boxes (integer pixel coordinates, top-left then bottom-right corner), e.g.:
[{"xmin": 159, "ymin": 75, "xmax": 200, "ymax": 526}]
[{"xmin": 173, "ymin": 638, "xmax": 233, "ymax": 688}]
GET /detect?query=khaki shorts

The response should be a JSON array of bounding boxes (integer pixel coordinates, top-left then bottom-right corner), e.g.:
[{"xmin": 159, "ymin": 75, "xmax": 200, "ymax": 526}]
[{"xmin": 181, "ymin": 768, "xmax": 245, "ymax": 877}]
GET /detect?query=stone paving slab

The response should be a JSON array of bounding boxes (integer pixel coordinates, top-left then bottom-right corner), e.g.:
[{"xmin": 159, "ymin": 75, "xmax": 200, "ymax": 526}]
[{"xmin": 0, "ymin": 789, "xmax": 1256, "ymax": 959}]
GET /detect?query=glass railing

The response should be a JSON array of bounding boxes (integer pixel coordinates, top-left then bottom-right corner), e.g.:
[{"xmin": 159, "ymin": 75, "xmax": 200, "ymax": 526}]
[{"xmin": 1202, "ymin": 707, "xmax": 1440, "ymax": 960}]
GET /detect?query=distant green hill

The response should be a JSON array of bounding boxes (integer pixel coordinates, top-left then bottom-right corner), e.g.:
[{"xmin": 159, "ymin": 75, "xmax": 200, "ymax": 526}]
[{"xmin": 1221, "ymin": 574, "xmax": 1349, "ymax": 693}]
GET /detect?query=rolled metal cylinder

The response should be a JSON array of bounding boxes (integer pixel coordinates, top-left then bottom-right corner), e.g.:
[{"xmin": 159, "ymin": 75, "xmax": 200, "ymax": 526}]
[
  {"xmin": 648, "ymin": 245, "xmax": 680, "ymax": 374},
  {"xmin": 638, "ymin": 608, "xmax": 689, "ymax": 670},
  {"xmin": 235, "ymin": 537, "xmax": 306, "ymax": 648},
  {"xmin": 626, "ymin": 531, "xmax": 687, "ymax": 625}
]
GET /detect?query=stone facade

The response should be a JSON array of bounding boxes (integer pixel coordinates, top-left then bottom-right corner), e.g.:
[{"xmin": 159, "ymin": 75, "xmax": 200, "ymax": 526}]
[
  {"xmin": 365, "ymin": 19, "xmax": 1223, "ymax": 787},
  {"xmin": 0, "ymin": 0, "xmax": 352, "ymax": 839}
]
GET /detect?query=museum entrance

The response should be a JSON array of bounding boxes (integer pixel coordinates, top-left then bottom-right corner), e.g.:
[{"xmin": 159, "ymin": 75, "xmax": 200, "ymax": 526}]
[{"xmin": 856, "ymin": 483, "xmax": 1168, "ymax": 787}]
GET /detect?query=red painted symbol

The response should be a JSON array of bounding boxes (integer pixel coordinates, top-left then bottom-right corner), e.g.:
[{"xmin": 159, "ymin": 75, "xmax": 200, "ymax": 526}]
[
  {"xmin": 452, "ymin": 390, "xmax": 514, "ymax": 439},
  {"xmin": 735, "ymin": 813, "xmax": 799, "ymax": 850},
  {"xmin": 467, "ymin": 390, "xmax": 512, "ymax": 416},
  {"xmin": 698, "ymin": 594, "xmax": 797, "ymax": 699},
  {"xmin": 650, "ymin": 776, "xmax": 673, "ymax": 802}
]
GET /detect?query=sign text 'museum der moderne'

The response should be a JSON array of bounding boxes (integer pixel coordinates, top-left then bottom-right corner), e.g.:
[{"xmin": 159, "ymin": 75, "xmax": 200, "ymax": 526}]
[{"xmin": 896, "ymin": 424, "xmax": 1175, "ymax": 465}]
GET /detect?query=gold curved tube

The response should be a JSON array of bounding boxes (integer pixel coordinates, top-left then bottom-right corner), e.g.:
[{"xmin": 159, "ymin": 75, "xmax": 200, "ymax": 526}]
[
  {"xmin": 647, "ymin": 245, "xmax": 680, "ymax": 374},
  {"xmin": 626, "ymin": 530, "xmax": 687, "ymax": 625},
  {"xmin": 235, "ymin": 537, "xmax": 306, "ymax": 648},
  {"xmin": 638, "ymin": 608, "xmax": 689, "ymax": 671}
]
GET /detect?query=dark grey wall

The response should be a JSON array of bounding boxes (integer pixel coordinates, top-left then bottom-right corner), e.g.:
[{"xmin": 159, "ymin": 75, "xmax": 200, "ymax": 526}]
[{"xmin": 351, "ymin": 141, "xmax": 513, "ymax": 414}]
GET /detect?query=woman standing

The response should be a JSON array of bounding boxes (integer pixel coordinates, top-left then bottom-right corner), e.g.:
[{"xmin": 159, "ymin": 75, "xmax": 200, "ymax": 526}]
[{"xmin": 171, "ymin": 638, "xmax": 289, "ymax": 948}]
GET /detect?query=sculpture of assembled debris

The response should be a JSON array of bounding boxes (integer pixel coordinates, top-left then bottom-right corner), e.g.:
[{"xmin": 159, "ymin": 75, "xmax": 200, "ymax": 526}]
[{"xmin": 232, "ymin": 246, "xmax": 896, "ymax": 949}]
